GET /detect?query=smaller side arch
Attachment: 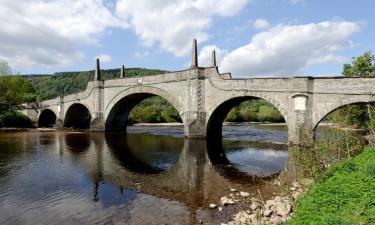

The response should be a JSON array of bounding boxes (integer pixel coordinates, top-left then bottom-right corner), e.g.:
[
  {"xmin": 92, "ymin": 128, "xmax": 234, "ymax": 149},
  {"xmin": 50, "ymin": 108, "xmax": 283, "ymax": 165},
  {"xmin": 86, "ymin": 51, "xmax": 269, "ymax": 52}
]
[
  {"xmin": 38, "ymin": 109, "xmax": 57, "ymax": 128},
  {"xmin": 312, "ymin": 98, "xmax": 375, "ymax": 130}
]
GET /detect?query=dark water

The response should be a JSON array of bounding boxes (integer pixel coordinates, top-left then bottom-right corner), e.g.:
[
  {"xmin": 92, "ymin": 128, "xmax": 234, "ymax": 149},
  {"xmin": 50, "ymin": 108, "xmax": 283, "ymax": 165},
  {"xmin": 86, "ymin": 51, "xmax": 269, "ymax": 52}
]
[{"xmin": 0, "ymin": 124, "xmax": 292, "ymax": 225}]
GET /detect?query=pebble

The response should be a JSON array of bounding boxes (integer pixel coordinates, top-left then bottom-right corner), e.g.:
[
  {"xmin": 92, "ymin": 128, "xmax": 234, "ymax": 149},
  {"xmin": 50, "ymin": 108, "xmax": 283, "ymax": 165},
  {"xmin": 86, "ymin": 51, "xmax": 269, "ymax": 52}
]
[
  {"xmin": 209, "ymin": 203, "xmax": 217, "ymax": 209},
  {"xmin": 270, "ymin": 216, "xmax": 283, "ymax": 225},
  {"xmin": 250, "ymin": 203, "xmax": 259, "ymax": 211},
  {"xmin": 263, "ymin": 209, "xmax": 273, "ymax": 217},
  {"xmin": 221, "ymin": 196, "xmax": 235, "ymax": 206},
  {"xmin": 240, "ymin": 191, "xmax": 250, "ymax": 197}
]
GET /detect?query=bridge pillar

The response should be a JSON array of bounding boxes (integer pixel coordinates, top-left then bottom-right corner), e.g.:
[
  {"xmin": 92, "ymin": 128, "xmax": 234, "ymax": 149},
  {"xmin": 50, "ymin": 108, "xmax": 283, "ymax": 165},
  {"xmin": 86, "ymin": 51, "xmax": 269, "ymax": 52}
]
[
  {"xmin": 184, "ymin": 111, "xmax": 207, "ymax": 138},
  {"xmin": 55, "ymin": 96, "xmax": 64, "ymax": 128},
  {"xmin": 90, "ymin": 79, "xmax": 106, "ymax": 131},
  {"xmin": 288, "ymin": 94, "xmax": 314, "ymax": 146}
]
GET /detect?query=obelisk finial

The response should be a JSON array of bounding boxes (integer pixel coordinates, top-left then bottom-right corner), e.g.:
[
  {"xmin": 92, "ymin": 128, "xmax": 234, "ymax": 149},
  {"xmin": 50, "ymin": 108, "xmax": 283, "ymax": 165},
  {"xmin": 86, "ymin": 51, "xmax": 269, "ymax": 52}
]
[
  {"xmin": 190, "ymin": 39, "xmax": 198, "ymax": 68},
  {"xmin": 211, "ymin": 49, "xmax": 217, "ymax": 67},
  {"xmin": 120, "ymin": 65, "xmax": 125, "ymax": 78},
  {"xmin": 95, "ymin": 58, "xmax": 101, "ymax": 80}
]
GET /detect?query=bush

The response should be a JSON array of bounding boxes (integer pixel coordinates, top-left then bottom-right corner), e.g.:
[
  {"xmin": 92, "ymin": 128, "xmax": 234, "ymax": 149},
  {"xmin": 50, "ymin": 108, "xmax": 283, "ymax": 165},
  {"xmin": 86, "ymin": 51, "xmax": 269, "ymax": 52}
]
[
  {"xmin": 0, "ymin": 111, "xmax": 33, "ymax": 128},
  {"xmin": 258, "ymin": 105, "xmax": 284, "ymax": 122}
]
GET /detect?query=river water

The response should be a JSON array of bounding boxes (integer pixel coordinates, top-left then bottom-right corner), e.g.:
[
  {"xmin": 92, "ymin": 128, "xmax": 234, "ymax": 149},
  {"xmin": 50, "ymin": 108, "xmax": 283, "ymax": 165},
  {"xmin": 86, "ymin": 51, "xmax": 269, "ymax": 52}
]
[{"xmin": 0, "ymin": 124, "xmax": 293, "ymax": 225}]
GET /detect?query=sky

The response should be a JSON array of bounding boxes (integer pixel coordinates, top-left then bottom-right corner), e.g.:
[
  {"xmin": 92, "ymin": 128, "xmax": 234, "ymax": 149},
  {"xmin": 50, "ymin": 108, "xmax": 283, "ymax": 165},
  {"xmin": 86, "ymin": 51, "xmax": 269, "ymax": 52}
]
[{"xmin": 0, "ymin": 0, "xmax": 374, "ymax": 77}]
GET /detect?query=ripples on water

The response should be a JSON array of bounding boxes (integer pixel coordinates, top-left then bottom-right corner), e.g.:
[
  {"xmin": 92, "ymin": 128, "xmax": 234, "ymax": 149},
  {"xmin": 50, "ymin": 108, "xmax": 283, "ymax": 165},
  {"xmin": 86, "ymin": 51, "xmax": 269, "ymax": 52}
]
[{"xmin": 0, "ymin": 124, "xmax": 291, "ymax": 225}]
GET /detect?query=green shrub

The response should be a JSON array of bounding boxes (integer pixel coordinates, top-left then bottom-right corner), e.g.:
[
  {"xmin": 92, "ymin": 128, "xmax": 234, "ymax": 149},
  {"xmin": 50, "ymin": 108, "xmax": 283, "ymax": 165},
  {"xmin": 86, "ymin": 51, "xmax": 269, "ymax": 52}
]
[
  {"xmin": 0, "ymin": 111, "xmax": 33, "ymax": 128},
  {"xmin": 258, "ymin": 105, "xmax": 284, "ymax": 122}
]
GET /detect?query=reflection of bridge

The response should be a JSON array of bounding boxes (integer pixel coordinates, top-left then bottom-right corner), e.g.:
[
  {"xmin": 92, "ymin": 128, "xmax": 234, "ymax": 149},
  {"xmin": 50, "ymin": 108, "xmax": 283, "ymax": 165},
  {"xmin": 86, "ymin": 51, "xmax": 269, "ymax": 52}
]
[
  {"xmin": 24, "ymin": 40, "xmax": 375, "ymax": 144},
  {"xmin": 48, "ymin": 132, "xmax": 292, "ymax": 210}
]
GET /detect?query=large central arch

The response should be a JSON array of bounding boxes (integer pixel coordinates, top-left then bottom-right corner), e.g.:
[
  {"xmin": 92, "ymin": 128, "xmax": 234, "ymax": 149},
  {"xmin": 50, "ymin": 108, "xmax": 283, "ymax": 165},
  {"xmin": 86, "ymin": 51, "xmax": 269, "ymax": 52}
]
[
  {"xmin": 105, "ymin": 86, "xmax": 184, "ymax": 131},
  {"xmin": 206, "ymin": 95, "xmax": 288, "ymax": 139},
  {"xmin": 64, "ymin": 103, "xmax": 92, "ymax": 129}
]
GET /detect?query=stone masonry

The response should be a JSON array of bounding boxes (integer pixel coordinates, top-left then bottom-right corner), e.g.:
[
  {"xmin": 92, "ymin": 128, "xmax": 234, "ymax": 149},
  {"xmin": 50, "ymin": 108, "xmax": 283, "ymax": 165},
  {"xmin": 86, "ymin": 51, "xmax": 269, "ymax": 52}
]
[{"xmin": 23, "ymin": 40, "xmax": 375, "ymax": 145}]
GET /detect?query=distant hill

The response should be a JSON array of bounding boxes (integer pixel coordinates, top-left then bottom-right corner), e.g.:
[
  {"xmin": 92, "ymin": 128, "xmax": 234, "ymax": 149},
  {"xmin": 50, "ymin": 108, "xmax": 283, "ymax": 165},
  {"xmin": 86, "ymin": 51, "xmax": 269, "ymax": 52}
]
[{"xmin": 27, "ymin": 68, "xmax": 168, "ymax": 101}]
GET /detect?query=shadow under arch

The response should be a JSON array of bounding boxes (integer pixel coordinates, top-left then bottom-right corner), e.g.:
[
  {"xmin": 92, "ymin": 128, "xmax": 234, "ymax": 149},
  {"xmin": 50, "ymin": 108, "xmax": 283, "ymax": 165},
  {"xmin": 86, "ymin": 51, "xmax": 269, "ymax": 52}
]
[
  {"xmin": 105, "ymin": 87, "xmax": 183, "ymax": 132},
  {"xmin": 38, "ymin": 109, "xmax": 57, "ymax": 128},
  {"xmin": 105, "ymin": 132, "xmax": 183, "ymax": 174},
  {"xmin": 207, "ymin": 96, "xmax": 286, "ymax": 140},
  {"xmin": 206, "ymin": 139, "xmax": 285, "ymax": 184},
  {"xmin": 64, "ymin": 103, "xmax": 92, "ymax": 129}
]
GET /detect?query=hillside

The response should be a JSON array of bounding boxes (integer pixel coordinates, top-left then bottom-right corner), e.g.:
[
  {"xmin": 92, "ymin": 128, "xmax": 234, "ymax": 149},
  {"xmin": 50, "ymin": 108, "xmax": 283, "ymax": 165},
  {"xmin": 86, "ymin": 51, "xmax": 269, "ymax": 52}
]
[{"xmin": 26, "ymin": 68, "xmax": 167, "ymax": 101}]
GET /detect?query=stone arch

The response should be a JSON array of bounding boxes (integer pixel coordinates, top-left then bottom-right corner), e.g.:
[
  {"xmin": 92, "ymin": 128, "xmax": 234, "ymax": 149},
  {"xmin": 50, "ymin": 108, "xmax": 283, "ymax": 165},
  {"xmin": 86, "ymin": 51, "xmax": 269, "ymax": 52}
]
[
  {"xmin": 206, "ymin": 93, "xmax": 288, "ymax": 139},
  {"xmin": 313, "ymin": 97, "xmax": 375, "ymax": 130},
  {"xmin": 64, "ymin": 103, "xmax": 92, "ymax": 129},
  {"xmin": 38, "ymin": 109, "xmax": 57, "ymax": 128},
  {"xmin": 105, "ymin": 86, "xmax": 184, "ymax": 131}
]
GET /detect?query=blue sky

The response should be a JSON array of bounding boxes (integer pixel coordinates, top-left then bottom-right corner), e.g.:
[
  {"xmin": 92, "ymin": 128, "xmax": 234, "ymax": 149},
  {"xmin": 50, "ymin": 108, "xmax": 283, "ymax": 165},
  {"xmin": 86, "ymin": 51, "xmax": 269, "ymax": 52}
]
[{"xmin": 1, "ymin": 0, "xmax": 374, "ymax": 77}]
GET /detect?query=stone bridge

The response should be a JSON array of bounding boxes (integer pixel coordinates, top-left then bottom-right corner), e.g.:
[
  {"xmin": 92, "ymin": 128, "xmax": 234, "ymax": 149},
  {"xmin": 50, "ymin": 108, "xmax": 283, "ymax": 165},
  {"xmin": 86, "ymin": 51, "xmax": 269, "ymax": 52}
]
[{"xmin": 24, "ymin": 40, "xmax": 375, "ymax": 145}]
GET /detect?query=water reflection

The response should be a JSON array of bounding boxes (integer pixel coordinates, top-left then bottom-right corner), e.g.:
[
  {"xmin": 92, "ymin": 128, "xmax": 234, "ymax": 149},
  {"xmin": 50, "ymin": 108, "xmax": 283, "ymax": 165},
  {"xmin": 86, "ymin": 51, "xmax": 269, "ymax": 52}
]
[
  {"xmin": 65, "ymin": 132, "xmax": 90, "ymax": 154},
  {"xmin": 105, "ymin": 132, "xmax": 183, "ymax": 174},
  {"xmin": 207, "ymin": 139, "xmax": 288, "ymax": 184},
  {"xmin": 0, "ymin": 129, "xmax": 291, "ymax": 225}
]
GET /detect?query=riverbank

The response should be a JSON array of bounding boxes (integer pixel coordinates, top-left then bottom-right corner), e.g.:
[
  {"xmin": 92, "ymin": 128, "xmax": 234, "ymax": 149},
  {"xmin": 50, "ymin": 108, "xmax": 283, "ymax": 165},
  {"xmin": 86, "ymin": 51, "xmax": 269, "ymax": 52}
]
[
  {"xmin": 217, "ymin": 147, "xmax": 375, "ymax": 225},
  {"xmin": 287, "ymin": 147, "xmax": 375, "ymax": 224}
]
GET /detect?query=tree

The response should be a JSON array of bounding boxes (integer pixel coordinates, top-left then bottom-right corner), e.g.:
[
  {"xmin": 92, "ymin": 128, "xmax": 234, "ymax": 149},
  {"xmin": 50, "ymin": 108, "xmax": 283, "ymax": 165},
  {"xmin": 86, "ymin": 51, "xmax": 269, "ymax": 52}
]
[
  {"xmin": 343, "ymin": 51, "xmax": 375, "ymax": 77},
  {"xmin": 0, "ymin": 60, "xmax": 12, "ymax": 76},
  {"xmin": 332, "ymin": 51, "xmax": 375, "ymax": 129}
]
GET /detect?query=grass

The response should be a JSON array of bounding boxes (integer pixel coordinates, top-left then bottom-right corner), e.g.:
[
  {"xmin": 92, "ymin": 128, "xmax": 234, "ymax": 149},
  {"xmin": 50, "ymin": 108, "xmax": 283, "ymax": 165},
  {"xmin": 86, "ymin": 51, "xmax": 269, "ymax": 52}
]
[{"xmin": 287, "ymin": 147, "xmax": 375, "ymax": 225}]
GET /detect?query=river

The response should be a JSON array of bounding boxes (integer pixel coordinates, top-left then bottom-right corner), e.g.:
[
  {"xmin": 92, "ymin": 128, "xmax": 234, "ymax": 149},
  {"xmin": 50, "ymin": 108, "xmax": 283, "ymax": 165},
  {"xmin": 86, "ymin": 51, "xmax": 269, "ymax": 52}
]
[{"xmin": 0, "ymin": 124, "xmax": 294, "ymax": 225}]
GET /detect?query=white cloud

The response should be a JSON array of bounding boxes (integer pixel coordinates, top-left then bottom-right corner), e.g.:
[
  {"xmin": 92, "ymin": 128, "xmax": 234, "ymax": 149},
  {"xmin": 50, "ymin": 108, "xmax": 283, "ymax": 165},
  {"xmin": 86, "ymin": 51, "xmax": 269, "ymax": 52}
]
[
  {"xmin": 96, "ymin": 54, "xmax": 112, "ymax": 63},
  {"xmin": 253, "ymin": 18, "xmax": 270, "ymax": 30},
  {"xmin": 220, "ymin": 20, "xmax": 361, "ymax": 77},
  {"xmin": 0, "ymin": 0, "xmax": 128, "ymax": 67},
  {"xmin": 115, "ymin": 0, "xmax": 250, "ymax": 57},
  {"xmin": 198, "ymin": 45, "xmax": 228, "ymax": 67}
]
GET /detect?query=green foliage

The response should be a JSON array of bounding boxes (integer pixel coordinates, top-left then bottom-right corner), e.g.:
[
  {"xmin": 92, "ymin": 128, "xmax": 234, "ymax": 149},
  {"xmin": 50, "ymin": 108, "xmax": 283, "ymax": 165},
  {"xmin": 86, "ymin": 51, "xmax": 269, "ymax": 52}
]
[
  {"xmin": 342, "ymin": 51, "xmax": 375, "ymax": 77},
  {"xmin": 129, "ymin": 96, "xmax": 182, "ymax": 123},
  {"xmin": 225, "ymin": 99, "xmax": 285, "ymax": 123},
  {"xmin": 327, "ymin": 51, "xmax": 375, "ymax": 129},
  {"xmin": 0, "ymin": 61, "xmax": 12, "ymax": 76},
  {"xmin": 27, "ymin": 68, "xmax": 167, "ymax": 101},
  {"xmin": 0, "ymin": 111, "xmax": 33, "ymax": 128},
  {"xmin": 0, "ymin": 76, "xmax": 36, "ymax": 112},
  {"xmin": 329, "ymin": 104, "xmax": 369, "ymax": 128},
  {"xmin": 258, "ymin": 105, "xmax": 285, "ymax": 122},
  {"xmin": 287, "ymin": 148, "xmax": 375, "ymax": 225},
  {"xmin": 294, "ymin": 126, "xmax": 366, "ymax": 179}
]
